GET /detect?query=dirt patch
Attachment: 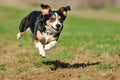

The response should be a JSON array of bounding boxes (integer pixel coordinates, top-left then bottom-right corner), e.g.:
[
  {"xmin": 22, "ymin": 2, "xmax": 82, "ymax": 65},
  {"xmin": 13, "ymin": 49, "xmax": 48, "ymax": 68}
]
[{"xmin": 0, "ymin": 41, "xmax": 120, "ymax": 80}]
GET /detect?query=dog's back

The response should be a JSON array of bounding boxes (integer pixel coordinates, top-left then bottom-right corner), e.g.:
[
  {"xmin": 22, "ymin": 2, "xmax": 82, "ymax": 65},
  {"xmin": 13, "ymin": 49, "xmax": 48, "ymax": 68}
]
[{"xmin": 19, "ymin": 11, "xmax": 41, "ymax": 33}]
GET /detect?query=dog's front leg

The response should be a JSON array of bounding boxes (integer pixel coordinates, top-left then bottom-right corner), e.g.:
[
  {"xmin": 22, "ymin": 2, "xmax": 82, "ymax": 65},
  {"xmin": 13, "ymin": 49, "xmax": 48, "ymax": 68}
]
[
  {"xmin": 44, "ymin": 41, "xmax": 57, "ymax": 51},
  {"xmin": 34, "ymin": 40, "xmax": 46, "ymax": 57}
]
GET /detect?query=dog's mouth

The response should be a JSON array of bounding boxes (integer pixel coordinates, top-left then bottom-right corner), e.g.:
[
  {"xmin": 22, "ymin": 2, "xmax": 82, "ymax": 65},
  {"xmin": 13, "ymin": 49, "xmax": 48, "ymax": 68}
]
[{"xmin": 51, "ymin": 26, "xmax": 60, "ymax": 32}]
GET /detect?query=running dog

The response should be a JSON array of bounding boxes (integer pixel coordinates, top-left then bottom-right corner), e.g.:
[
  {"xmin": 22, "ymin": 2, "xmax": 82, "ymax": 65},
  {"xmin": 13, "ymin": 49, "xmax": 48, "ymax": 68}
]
[{"xmin": 17, "ymin": 4, "xmax": 71, "ymax": 57}]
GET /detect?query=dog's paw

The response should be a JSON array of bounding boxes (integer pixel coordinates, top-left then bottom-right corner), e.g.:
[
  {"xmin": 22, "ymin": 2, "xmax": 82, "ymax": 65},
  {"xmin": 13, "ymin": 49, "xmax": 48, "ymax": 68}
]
[
  {"xmin": 39, "ymin": 50, "xmax": 46, "ymax": 58},
  {"xmin": 40, "ymin": 53, "xmax": 46, "ymax": 58},
  {"xmin": 41, "ymin": 55, "xmax": 46, "ymax": 58},
  {"xmin": 44, "ymin": 46, "xmax": 50, "ymax": 51},
  {"xmin": 17, "ymin": 33, "xmax": 21, "ymax": 39}
]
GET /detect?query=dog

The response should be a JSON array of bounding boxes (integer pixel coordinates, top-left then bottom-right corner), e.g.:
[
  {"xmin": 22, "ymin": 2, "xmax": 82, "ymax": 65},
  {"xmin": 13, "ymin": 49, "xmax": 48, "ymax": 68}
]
[{"xmin": 17, "ymin": 4, "xmax": 71, "ymax": 57}]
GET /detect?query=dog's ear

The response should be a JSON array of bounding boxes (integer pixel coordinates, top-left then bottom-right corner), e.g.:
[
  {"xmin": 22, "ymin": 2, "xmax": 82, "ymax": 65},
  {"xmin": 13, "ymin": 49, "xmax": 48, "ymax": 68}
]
[
  {"xmin": 40, "ymin": 3, "xmax": 51, "ymax": 16},
  {"xmin": 58, "ymin": 6, "xmax": 71, "ymax": 16}
]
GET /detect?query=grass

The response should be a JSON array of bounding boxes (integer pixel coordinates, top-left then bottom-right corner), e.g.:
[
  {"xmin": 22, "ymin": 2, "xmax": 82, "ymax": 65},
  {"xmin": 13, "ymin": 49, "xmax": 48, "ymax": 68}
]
[
  {"xmin": 97, "ymin": 62, "xmax": 112, "ymax": 71},
  {"xmin": 0, "ymin": 6, "xmax": 120, "ymax": 79},
  {"xmin": 106, "ymin": 7, "xmax": 120, "ymax": 13},
  {"xmin": 63, "ymin": 15, "xmax": 120, "ymax": 56},
  {"xmin": 0, "ymin": 65, "xmax": 6, "ymax": 71},
  {"xmin": 15, "ymin": 67, "xmax": 27, "ymax": 73},
  {"xmin": 97, "ymin": 62, "xmax": 120, "ymax": 71}
]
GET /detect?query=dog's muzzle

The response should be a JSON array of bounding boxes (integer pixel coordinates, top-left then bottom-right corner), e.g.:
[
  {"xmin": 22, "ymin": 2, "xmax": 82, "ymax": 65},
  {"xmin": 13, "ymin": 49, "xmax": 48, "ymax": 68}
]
[{"xmin": 52, "ymin": 24, "xmax": 62, "ymax": 32}]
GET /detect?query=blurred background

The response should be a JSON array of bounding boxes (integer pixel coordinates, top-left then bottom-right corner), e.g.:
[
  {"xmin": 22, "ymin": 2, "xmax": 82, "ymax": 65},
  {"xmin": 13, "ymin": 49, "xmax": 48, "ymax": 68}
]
[{"xmin": 0, "ymin": 0, "xmax": 120, "ymax": 8}]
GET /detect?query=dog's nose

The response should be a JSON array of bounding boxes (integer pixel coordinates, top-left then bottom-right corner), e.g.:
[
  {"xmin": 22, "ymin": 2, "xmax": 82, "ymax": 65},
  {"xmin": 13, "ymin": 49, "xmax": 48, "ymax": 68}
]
[{"xmin": 56, "ymin": 24, "xmax": 61, "ymax": 28}]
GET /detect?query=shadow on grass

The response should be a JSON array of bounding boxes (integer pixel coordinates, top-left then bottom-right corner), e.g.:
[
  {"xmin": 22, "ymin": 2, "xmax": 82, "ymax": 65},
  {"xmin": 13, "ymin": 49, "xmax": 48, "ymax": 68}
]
[{"xmin": 42, "ymin": 60, "xmax": 101, "ymax": 71}]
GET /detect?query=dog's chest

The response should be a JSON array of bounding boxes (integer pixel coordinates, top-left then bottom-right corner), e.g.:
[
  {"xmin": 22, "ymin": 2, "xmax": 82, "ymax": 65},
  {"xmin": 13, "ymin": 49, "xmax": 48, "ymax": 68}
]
[{"xmin": 42, "ymin": 32, "xmax": 54, "ymax": 43}]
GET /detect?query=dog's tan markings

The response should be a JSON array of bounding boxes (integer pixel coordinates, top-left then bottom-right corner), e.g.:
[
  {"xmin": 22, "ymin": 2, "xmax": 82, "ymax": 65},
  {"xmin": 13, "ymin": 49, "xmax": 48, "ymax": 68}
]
[
  {"xmin": 63, "ymin": 12, "xmax": 67, "ymax": 16},
  {"xmin": 58, "ymin": 16, "xmax": 61, "ymax": 19},
  {"xmin": 59, "ymin": 7, "xmax": 67, "ymax": 16},
  {"xmin": 59, "ymin": 6, "xmax": 71, "ymax": 16},
  {"xmin": 33, "ymin": 39, "xmax": 39, "ymax": 45},
  {"xmin": 46, "ymin": 15, "xmax": 56, "ymax": 27},
  {"xmin": 33, "ymin": 39, "xmax": 39, "ymax": 48},
  {"xmin": 58, "ymin": 16, "xmax": 63, "ymax": 22},
  {"xmin": 47, "ymin": 37, "xmax": 58, "ymax": 44},
  {"xmin": 36, "ymin": 30, "xmax": 42, "ymax": 40},
  {"xmin": 33, "ymin": 39, "xmax": 45, "ymax": 48},
  {"xmin": 49, "ymin": 15, "xmax": 56, "ymax": 22},
  {"xmin": 20, "ymin": 29, "xmax": 28, "ymax": 35},
  {"xmin": 33, "ymin": 39, "xmax": 46, "ymax": 48},
  {"xmin": 36, "ymin": 30, "xmax": 45, "ymax": 45},
  {"xmin": 41, "ymin": 4, "xmax": 51, "ymax": 16},
  {"xmin": 46, "ymin": 20, "xmax": 51, "ymax": 27},
  {"xmin": 17, "ymin": 30, "xmax": 28, "ymax": 39},
  {"xmin": 33, "ymin": 39, "xmax": 46, "ymax": 57}
]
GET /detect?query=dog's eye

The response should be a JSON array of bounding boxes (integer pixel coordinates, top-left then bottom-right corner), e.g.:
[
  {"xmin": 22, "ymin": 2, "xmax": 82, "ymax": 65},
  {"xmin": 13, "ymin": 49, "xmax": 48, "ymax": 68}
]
[
  {"xmin": 59, "ymin": 18, "xmax": 63, "ymax": 22},
  {"xmin": 49, "ymin": 17, "xmax": 55, "ymax": 22}
]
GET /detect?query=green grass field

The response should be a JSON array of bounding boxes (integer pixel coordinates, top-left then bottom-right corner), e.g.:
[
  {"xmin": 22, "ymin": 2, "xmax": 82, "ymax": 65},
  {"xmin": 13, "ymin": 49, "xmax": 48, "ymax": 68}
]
[{"xmin": 0, "ymin": 6, "xmax": 120, "ymax": 80}]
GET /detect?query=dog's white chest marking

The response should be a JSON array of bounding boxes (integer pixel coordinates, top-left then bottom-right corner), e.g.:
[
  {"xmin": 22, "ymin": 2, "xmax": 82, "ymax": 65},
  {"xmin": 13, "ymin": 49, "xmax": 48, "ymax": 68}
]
[{"xmin": 42, "ymin": 32, "xmax": 53, "ymax": 43}]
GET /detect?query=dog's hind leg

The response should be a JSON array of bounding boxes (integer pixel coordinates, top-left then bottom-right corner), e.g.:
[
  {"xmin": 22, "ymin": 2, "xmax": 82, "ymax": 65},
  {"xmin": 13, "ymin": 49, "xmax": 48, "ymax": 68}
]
[
  {"xmin": 17, "ymin": 16, "xmax": 29, "ymax": 39},
  {"xmin": 17, "ymin": 30, "xmax": 28, "ymax": 39}
]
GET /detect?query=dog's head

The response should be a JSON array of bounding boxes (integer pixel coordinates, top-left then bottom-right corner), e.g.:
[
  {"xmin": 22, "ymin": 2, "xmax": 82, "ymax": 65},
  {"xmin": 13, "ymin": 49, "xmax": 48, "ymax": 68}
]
[{"xmin": 41, "ymin": 4, "xmax": 71, "ymax": 32}]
